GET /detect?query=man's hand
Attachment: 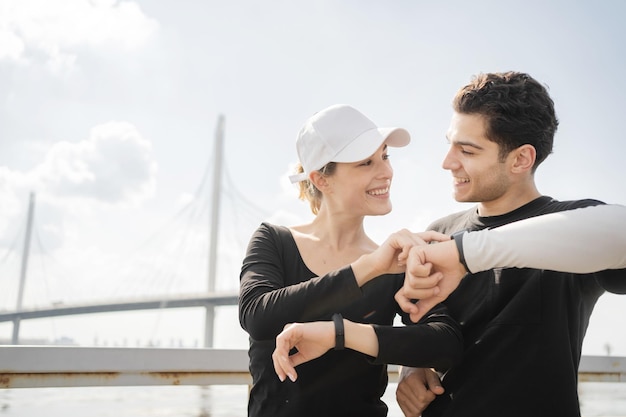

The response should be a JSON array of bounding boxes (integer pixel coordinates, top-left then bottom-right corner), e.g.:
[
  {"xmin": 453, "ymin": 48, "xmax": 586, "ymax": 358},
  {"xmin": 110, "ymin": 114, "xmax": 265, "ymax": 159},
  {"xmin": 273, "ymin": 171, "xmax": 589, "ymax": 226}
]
[
  {"xmin": 395, "ymin": 240, "xmax": 468, "ymax": 322},
  {"xmin": 396, "ymin": 366, "xmax": 444, "ymax": 417}
]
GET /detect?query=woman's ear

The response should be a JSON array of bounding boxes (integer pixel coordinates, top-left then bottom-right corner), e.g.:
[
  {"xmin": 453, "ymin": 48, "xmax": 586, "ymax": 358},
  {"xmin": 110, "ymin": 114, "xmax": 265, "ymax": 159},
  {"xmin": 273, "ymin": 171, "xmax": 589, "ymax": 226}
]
[
  {"xmin": 309, "ymin": 171, "xmax": 330, "ymax": 192},
  {"xmin": 510, "ymin": 144, "xmax": 536, "ymax": 174}
]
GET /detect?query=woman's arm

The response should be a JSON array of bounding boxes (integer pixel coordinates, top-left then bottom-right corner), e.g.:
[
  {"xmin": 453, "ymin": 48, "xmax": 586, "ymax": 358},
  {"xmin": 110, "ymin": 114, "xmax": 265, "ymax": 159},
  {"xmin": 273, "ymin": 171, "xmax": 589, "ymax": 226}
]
[
  {"xmin": 272, "ymin": 320, "xmax": 378, "ymax": 382},
  {"xmin": 239, "ymin": 224, "xmax": 362, "ymax": 340},
  {"xmin": 240, "ymin": 224, "xmax": 448, "ymax": 340},
  {"xmin": 272, "ymin": 304, "xmax": 463, "ymax": 382}
]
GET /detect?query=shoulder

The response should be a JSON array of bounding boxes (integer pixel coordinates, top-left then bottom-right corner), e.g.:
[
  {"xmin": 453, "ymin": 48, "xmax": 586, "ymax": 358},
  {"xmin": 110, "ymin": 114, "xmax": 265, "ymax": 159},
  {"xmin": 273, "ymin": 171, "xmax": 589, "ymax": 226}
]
[
  {"xmin": 533, "ymin": 197, "xmax": 606, "ymax": 214},
  {"xmin": 243, "ymin": 223, "xmax": 300, "ymax": 267},
  {"xmin": 247, "ymin": 222, "xmax": 294, "ymax": 250},
  {"xmin": 427, "ymin": 208, "xmax": 476, "ymax": 234},
  {"xmin": 256, "ymin": 222, "xmax": 289, "ymax": 236}
]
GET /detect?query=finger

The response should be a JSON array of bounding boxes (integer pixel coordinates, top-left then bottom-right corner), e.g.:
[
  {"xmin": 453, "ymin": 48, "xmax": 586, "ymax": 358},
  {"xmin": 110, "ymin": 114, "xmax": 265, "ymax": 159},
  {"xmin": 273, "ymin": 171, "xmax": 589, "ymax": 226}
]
[
  {"xmin": 396, "ymin": 396, "xmax": 422, "ymax": 417},
  {"xmin": 397, "ymin": 251, "xmax": 408, "ymax": 266},
  {"xmin": 278, "ymin": 350, "xmax": 298, "ymax": 382},
  {"xmin": 406, "ymin": 261, "xmax": 433, "ymax": 279},
  {"xmin": 397, "ymin": 243, "xmax": 418, "ymax": 265},
  {"xmin": 424, "ymin": 369, "xmax": 445, "ymax": 395},
  {"xmin": 405, "ymin": 270, "xmax": 441, "ymax": 291},
  {"xmin": 393, "ymin": 229, "xmax": 427, "ymax": 247},
  {"xmin": 396, "ymin": 382, "xmax": 431, "ymax": 417},
  {"xmin": 417, "ymin": 230, "xmax": 451, "ymax": 244},
  {"xmin": 402, "ymin": 286, "xmax": 441, "ymax": 303},
  {"xmin": 271, "ymin": 349, "xmax": 288, "ymax": 382},
  {"xmin": 394, "ymin": 289, "xmax": 418, "ymax": 315},
  {"xmin": 273, "ymin": 329, "xmax": 298, "ymax": 382},
  {"xmin": 407, "ymin": 245, "xmax": 428, "ymax": 268},
  {"xmin": 409, "ymin": 297, "xmax": 440, "ymax": 323}
]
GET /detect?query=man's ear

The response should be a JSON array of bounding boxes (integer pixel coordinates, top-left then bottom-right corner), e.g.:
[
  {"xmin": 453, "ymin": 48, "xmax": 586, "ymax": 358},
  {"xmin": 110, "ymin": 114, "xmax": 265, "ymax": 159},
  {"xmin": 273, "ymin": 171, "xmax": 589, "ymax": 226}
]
[{"xmin": 510, "ymin": 144, "xmax": 536, "ymax": 173}]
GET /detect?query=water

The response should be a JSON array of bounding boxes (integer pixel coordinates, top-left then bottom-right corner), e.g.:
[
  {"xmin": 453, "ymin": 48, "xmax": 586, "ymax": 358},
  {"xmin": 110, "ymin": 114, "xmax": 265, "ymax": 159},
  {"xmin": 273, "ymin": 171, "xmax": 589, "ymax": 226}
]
[
  {"xmin": 1, "ymin": 382, "xmax": 625, "ymax": 416},
  {"xmin": 0, "ymin": 385, "xmax": 248, "ymax": 417}
]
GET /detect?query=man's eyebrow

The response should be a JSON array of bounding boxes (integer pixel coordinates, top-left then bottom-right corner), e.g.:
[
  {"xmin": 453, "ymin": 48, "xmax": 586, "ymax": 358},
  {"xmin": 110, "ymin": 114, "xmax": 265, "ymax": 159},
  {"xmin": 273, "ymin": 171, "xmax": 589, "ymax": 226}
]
[{"xmin": 445, "ymin": 135, "xmax": 485, "ymax": 150}]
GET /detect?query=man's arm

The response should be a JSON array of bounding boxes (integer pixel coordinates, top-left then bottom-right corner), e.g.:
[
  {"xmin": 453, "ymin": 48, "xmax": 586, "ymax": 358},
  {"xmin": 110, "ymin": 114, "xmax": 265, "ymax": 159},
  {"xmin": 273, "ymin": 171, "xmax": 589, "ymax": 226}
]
[
  {"xmin": 397, "ymin": 204, "xmax": 626, "ymax": 322},
  {"xmin": 464, "ymin": 204, "xmax": 626, "ymax": 273}
]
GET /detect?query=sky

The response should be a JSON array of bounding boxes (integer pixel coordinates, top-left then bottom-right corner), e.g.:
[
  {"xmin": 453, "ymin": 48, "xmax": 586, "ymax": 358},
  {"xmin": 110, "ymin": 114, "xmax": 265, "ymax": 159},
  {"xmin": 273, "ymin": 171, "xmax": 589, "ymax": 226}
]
[{"xmin": 0, "ymin": 0, "xmax": 625, "ymax": 354}]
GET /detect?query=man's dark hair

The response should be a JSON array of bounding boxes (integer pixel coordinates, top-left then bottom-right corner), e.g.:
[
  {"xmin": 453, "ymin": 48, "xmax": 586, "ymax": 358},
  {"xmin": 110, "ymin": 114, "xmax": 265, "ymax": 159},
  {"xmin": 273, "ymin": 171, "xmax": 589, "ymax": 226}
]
[{"xmin": 453, "ymin": 71, "xmax": 559, "ymax": 170}]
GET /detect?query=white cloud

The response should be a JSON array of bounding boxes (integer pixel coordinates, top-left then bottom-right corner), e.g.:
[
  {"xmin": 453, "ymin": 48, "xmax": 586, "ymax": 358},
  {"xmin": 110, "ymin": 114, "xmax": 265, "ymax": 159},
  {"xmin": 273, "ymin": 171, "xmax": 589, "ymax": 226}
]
[
  {"xmin": 0, "ymin": 26, "xmax": 24, "ymax": 61},
  {"xmin": 33, "ymin": 121, "xmax": 158, "ymax": 206},
  {"xmin": 0, "ymin": 0, "xmax": 158, "ymax": 71}
]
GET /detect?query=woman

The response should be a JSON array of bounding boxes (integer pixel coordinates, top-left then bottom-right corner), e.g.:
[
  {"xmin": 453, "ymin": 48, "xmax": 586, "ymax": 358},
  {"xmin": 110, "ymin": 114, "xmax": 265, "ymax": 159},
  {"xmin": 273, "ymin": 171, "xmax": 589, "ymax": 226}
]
[{"xmin": 239, "ymin": 104, "xmax": 463, "ymax": 417}]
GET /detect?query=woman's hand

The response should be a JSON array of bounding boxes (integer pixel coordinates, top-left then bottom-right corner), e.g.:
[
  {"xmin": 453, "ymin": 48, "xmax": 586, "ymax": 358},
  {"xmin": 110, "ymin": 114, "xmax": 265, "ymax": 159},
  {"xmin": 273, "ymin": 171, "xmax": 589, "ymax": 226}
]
[
  {"xmin": 394, "ymin": 230, "xmax": 450, "ymax": 267},
  {"xmin": 352, "ymin": 230, "xmax": 450, "ymax": 285},
  {"xmin": 272, "ymin": 321, "xmax": 334, "ymax": 382}
]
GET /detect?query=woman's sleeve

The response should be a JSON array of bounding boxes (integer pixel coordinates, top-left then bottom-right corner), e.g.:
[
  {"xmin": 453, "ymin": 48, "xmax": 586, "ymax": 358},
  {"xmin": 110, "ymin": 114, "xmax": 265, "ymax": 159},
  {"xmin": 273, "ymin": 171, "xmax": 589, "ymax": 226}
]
[
  {"xmin": 463, "ymin": 204, "xmax": 626, "ymax": 274},
  {"xmin": 371, "ymin": 304, "xmax": 463, "ymax": 370},
  {"xmin": 239, "ymin": 223, "xmax": 363, "ymax": 340}
]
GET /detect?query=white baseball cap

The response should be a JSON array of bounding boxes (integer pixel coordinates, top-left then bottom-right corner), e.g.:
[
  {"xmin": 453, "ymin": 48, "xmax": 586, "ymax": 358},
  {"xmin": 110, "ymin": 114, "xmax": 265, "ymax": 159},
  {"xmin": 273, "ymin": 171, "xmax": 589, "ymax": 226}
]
[{"xmin": 289, "ymin": 104, "xmax": 411, "ymax": 183}]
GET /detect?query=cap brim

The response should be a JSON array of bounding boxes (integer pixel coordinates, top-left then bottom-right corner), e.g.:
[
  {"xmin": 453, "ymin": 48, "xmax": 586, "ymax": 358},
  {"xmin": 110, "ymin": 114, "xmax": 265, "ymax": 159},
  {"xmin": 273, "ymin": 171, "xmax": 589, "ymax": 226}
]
[
  {"xmin": 333, "ymin": 127, "xmax": 410, "ymax": 163},
  {"xmin": 379, "ymin": 127, "xmax": 411, "ymax": 148}
]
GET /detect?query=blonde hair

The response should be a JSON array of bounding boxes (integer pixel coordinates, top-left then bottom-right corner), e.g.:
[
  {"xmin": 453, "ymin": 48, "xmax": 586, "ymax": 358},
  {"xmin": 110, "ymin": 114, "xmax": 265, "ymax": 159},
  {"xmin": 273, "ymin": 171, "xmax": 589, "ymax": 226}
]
[{"xmin": 294, "ymin": 162, "xmax": 336, "ymax": 215}]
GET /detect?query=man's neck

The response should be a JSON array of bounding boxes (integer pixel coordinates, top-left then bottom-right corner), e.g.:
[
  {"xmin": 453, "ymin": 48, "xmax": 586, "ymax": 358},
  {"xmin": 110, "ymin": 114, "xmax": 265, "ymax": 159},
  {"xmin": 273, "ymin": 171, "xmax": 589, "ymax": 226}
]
[{"xmin": 477, "ymin": 187, "xmax": 541, "ymax": 217}]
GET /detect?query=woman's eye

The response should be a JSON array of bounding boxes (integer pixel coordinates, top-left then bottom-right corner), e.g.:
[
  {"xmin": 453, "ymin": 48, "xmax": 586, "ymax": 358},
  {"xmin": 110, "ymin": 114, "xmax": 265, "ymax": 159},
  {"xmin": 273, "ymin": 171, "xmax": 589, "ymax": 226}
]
[
  {"xmin": 383, "ymin": 153, "xmax": 390, "ymax": 160},
  {"xmin": 359, "ymin": 160, "xmax": 373, "ymax": 166}
]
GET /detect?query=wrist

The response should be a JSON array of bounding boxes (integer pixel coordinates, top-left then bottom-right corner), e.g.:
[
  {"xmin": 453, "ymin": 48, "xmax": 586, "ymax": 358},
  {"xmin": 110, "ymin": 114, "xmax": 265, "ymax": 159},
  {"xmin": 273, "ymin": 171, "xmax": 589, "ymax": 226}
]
[
  {"xmin": 332, "ymin": 313, "xmax": 345, "ymax": 350},
  {"xmin": 451, "ymin": 231, "xmax": 470, "ymax": 273},
  {"xmin": 351, "ymin": 254, "xmax": 378, "ymax": 286}
]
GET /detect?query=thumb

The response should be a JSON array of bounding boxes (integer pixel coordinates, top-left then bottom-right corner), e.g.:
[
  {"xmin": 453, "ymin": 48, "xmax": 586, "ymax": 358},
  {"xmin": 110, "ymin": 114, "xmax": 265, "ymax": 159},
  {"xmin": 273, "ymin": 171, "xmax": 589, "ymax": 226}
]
[
  {"xmin": 395, "ymin": 289, "xmax": 418, "ymax": 315},
  {"xmin": 409, "ymin": 298, "xmax": 437, "ymax": 323}
]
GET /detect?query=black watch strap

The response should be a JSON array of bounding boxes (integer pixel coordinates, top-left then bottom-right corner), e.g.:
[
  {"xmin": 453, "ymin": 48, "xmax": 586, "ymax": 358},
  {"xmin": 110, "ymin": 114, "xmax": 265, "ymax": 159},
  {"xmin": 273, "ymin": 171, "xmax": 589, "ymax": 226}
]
[
  {"xmin": 451, "ymin": 231, "xmax": 470, "ymax": 273},
  {"xmin": 332, "ymin": 313, "xmax": 345, "ymax": 350}
]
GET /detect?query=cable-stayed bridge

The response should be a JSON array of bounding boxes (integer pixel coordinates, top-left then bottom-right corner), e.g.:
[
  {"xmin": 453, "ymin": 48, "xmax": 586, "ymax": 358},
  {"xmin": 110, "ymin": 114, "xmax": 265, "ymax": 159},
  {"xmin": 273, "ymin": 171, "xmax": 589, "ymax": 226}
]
[
  {"xmin": 0, "ymin": 116, "xmax": 266, "ymax": 347},
  {"xmin": 0, "ymin": 292, "xmax": 238, "ymax": 323}
]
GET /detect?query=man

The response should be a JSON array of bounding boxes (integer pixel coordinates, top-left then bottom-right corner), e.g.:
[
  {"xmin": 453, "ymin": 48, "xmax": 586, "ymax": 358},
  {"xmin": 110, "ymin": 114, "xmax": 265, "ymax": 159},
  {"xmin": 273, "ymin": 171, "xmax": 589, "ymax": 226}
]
[{"xmin": 395, "ymin": 72, "xmax": 626, "ymax": 417}]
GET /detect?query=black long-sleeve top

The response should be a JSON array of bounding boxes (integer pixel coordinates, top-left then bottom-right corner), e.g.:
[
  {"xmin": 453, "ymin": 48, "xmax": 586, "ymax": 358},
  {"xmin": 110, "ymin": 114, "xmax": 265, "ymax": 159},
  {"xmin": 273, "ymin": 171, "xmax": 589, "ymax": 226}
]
[
  {"xmin": 239, "ymin": 222, "xmax": 463, "ymax": 417},
  {"xmin": 423, "ymin": 197, "xmax": 626, "ymax": 417}
]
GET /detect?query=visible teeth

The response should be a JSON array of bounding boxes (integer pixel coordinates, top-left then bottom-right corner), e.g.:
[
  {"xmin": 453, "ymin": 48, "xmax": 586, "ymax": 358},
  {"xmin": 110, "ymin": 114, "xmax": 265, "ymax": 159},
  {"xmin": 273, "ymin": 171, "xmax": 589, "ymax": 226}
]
[
  {"xmin": 454, "ymin": 178, "xmax": 469, "ymax": 184},
  {"xmin": 368, "ymin": 187, "xmax": 389, "ymax": 196}
]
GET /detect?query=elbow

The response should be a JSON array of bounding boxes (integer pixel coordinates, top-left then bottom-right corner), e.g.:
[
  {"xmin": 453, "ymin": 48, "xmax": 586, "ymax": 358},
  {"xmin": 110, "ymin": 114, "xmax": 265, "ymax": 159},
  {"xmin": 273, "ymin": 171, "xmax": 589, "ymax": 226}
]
[
  {"xmin": 430, "ymin": 324, "xmax": 464, "ymax": 371},
  {"xmin": 239, "ymin": 316, "xmax": 269, "ymax": 341},
  {"xmin": 432, "ymin": 339, "xmax": 464, "ymax": 371},
  {"xmin": 597, "ymin": 269, "xmax": 626, "ymax": 294},
  {"xmin": 239, "ymin": 301, "xmax": 277, "ymax": 341},
  {"xmin": 442, "ymin": 337, "xmax": 465, "ymax": 369}
]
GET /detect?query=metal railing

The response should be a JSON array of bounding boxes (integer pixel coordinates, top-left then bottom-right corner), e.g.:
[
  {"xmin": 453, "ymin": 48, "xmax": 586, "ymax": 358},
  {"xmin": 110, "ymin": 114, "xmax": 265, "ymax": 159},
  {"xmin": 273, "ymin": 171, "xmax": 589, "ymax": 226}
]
[{"xmin": 1, "ymin": 346, "xmax": 625, "ymax": 389}]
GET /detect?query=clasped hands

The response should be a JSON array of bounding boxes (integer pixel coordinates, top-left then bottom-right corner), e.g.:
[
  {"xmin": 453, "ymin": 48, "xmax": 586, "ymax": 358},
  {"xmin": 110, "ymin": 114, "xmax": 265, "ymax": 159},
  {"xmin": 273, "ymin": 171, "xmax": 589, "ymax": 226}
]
[
  {"xmin": 394, "ymin": 232, "xmax": 468, "ymax": 323},
  {"xmin": 373, "ymin": 229, "xmax": 468, "ymax": 323}
]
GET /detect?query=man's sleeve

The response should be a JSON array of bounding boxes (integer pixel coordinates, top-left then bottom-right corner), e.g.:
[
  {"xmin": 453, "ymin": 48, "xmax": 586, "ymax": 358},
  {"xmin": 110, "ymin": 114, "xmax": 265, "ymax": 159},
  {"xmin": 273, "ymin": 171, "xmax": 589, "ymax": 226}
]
[{"xmin": 462, "ymin": 204, "xmax": 626, "ymax": 273}]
